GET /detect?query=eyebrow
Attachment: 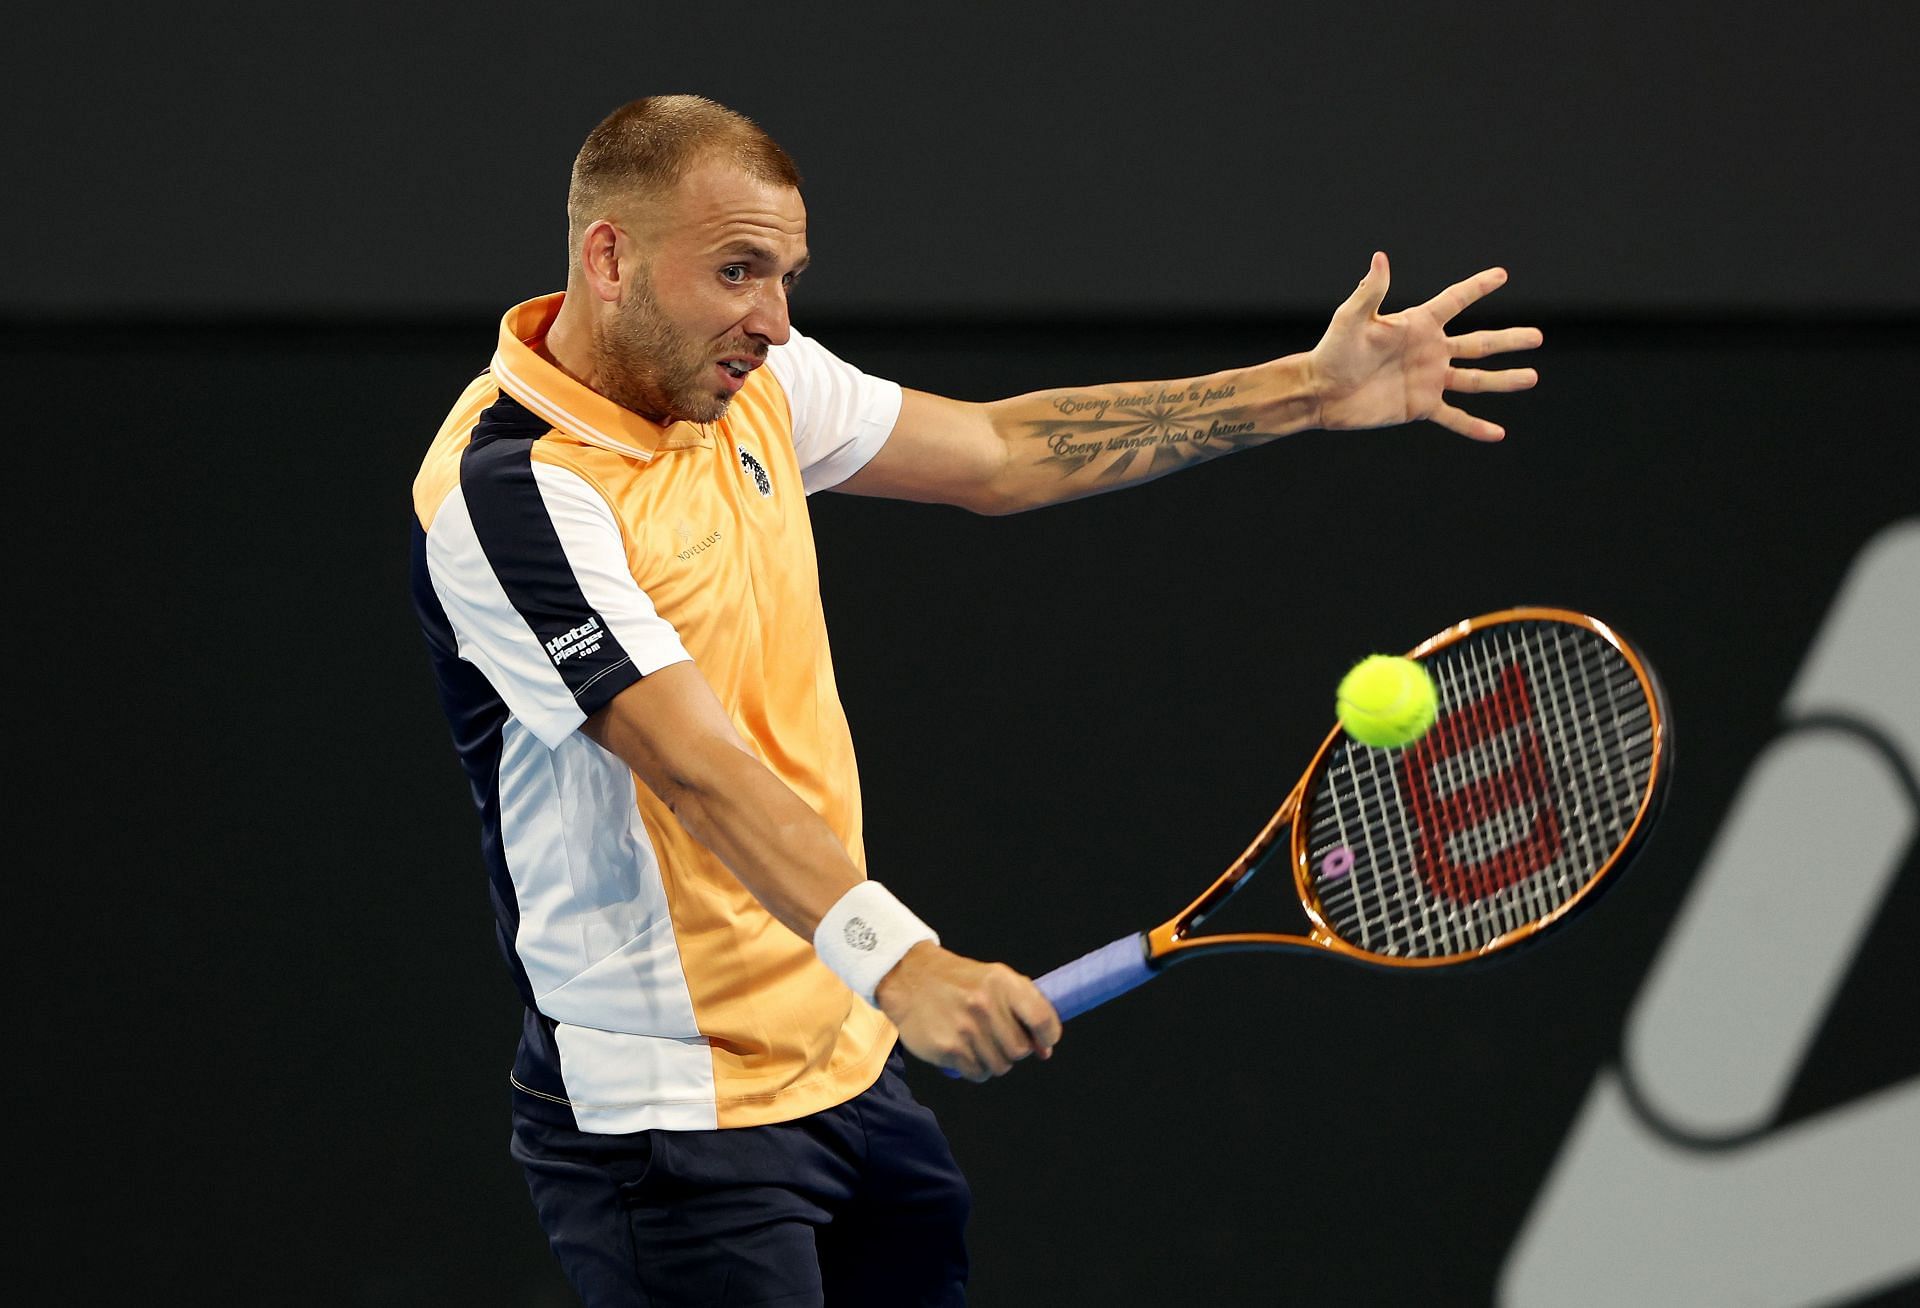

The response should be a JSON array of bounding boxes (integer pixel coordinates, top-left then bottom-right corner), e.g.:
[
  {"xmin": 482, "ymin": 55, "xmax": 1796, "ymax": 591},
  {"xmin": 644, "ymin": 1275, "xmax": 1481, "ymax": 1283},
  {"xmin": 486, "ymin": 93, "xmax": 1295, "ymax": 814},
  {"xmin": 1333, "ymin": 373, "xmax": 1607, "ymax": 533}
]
[{"xmin": 718, "ymin": 241, "xmax": 810, "ymax": 274}]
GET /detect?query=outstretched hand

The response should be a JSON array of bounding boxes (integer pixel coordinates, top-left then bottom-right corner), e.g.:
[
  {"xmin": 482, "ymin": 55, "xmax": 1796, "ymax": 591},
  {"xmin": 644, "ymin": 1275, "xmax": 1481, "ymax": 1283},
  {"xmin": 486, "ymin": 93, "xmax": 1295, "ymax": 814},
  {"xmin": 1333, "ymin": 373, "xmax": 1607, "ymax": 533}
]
[{"xmin": 1307, "ymin": 252, "xmax": 1542, "ymax": 442}]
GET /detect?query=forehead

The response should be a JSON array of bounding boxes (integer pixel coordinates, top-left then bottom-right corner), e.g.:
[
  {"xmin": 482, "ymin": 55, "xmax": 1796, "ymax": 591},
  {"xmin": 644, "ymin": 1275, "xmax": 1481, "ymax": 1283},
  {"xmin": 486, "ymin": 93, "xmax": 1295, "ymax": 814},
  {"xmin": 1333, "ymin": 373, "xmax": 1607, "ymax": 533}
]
[{"xmin": 659, "ymin": 158, "xmax": 806, "ymax": 254}]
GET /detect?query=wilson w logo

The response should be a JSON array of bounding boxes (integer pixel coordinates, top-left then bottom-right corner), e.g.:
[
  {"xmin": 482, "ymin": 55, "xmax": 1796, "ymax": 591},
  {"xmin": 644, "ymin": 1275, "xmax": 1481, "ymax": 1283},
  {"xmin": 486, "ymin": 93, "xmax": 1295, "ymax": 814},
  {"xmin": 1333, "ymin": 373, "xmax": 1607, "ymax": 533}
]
[{"xmin": 1401, "ymin": 662, "xmax": 1564, "ymax": 903}]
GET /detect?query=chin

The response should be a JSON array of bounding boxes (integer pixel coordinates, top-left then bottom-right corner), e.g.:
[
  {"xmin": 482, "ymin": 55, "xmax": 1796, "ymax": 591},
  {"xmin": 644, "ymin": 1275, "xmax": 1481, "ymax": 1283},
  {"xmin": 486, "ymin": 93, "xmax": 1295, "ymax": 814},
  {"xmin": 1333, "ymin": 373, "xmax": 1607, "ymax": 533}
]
[{"xmin": 679, "ymin": 394, "xmax": 733, "ymax": 424}]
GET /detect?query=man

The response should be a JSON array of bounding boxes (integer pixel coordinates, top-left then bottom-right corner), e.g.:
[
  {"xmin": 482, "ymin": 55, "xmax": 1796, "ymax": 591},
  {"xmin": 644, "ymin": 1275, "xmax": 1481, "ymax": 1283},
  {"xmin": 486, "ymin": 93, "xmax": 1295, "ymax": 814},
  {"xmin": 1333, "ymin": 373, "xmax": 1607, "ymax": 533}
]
[{"xmin": 410, "ymin": 95, "xmax": 1538, "ymax": 1306}]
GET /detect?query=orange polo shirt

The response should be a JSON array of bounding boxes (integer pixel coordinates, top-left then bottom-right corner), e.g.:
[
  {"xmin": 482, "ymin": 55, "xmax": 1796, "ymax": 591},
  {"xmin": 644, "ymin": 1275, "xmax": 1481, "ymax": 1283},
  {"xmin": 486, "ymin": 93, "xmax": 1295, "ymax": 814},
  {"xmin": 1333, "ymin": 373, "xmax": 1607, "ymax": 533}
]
[{"xmin": 411, "ymin": 293, "xmax": 903, "ymax": 1132}]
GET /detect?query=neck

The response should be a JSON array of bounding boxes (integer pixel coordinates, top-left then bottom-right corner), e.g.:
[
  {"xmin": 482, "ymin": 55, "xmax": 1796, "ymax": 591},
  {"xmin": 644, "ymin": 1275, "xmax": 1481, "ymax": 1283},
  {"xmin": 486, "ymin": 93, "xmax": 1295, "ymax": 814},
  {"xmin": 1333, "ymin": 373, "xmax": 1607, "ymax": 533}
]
[{"xmin": 537, "ymin": 288, "xmax": 603, "ymax": 397}]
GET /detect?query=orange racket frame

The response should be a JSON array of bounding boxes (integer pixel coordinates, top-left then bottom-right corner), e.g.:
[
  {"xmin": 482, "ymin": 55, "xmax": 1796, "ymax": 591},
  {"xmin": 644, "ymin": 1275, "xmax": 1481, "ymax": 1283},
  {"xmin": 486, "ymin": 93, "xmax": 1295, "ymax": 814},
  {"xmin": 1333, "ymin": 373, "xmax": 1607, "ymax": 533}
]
[{"xmin": 1145, "ymin": 606, "xmax": 1670, "ymax": 971}]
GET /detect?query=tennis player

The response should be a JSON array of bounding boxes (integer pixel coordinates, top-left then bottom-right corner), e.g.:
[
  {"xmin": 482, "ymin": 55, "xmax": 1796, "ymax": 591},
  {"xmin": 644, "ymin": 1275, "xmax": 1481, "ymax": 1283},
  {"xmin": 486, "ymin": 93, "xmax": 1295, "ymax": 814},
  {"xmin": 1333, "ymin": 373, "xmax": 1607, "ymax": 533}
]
[{"xmin": 409, "ymin": 94, "xmax": 1538, "ymax": 1306}]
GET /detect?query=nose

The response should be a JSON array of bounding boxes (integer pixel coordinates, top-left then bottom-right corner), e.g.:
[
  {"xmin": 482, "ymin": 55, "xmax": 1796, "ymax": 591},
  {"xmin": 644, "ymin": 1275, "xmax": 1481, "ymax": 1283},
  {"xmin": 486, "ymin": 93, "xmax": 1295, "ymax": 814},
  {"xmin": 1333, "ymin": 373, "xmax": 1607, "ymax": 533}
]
[{"xmin": 742, "ymin": 283, "xmax": 792, "ymax": 348}]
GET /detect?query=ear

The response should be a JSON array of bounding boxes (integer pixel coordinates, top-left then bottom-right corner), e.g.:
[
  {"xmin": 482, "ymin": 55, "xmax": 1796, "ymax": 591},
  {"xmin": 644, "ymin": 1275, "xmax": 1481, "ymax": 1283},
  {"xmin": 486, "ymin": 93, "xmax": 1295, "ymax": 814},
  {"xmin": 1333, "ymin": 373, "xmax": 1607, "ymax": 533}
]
[{"xmin": 576, "ymin": 219, "xmax": 629, "ymax": 304}]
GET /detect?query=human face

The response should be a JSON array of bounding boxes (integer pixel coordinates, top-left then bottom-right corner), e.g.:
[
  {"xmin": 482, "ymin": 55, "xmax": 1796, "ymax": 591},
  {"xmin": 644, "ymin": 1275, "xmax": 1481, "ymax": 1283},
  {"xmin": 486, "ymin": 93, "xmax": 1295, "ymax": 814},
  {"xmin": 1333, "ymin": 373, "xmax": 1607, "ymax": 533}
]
[{"xmin": 594, "ymin": 160, "xmax": 809, "ymax": 425}]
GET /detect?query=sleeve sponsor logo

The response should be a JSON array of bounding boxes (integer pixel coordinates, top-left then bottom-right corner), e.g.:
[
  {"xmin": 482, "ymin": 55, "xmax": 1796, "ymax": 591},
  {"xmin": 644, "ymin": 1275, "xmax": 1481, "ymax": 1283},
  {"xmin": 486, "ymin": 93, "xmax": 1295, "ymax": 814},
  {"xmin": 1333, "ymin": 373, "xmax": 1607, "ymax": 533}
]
[{"xmin": 544, "ymin": 616, "xmax": 606, "ymax": 665}]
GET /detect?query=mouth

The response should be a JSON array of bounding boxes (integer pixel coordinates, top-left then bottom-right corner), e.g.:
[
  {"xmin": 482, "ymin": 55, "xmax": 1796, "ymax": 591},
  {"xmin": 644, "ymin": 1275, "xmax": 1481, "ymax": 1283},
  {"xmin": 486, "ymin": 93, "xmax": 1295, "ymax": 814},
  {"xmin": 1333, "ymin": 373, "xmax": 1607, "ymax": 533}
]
[{"xmin": 715, "ymin": 356, "xmax": 761, "ymax": 394}]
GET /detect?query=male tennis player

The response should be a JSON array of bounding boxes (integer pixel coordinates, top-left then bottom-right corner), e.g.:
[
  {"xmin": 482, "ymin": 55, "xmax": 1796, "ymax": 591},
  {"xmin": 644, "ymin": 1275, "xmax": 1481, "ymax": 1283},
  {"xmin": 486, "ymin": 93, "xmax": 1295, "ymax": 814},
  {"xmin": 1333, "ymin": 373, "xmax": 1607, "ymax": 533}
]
[{"xmin": 410, "ymin": 95, "xmax": 1539, "ymax": 1306}]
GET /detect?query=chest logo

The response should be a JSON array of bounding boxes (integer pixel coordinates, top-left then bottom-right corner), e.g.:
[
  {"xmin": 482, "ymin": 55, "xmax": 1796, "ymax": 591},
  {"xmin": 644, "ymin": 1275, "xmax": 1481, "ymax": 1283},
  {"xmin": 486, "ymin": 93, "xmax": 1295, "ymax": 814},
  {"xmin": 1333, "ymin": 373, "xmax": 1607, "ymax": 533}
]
[
  {"xmin": 673, "ymin": 519, "xmax": 722, "ymax": 562},
  {"xmin": 737, "ymin": 444, "xmax": 774, "ymax": 498}
]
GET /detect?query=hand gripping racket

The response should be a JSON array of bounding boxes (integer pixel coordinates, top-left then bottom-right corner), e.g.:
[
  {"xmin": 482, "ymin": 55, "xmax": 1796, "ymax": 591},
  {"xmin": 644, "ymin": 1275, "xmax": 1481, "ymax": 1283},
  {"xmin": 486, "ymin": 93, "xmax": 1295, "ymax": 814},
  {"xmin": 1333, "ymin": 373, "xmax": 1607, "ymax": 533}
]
[{"xmin": 1033, "ymin": 607, "xmax": 1671, "ymax": 1023}]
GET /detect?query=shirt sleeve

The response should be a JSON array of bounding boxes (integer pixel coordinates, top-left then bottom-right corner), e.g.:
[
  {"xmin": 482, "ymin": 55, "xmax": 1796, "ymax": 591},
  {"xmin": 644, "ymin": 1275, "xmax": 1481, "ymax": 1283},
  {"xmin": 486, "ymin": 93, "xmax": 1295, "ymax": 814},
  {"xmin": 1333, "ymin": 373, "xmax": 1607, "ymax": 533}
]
[
  {"xmin": 763, "ymin": 327, "xmax": 904, "ymax": 494},
  {"xmin": 424, "ymin": 443, "xmax": 691, "ymax": 749}
]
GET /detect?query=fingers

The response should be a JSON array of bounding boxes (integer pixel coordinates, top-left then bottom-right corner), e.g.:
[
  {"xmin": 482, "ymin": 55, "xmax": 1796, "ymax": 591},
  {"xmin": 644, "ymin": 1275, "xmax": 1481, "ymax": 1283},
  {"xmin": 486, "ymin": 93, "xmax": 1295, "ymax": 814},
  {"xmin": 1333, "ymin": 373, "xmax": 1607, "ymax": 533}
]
[
  {"xmin": 1338, "ymin": 250, "xmax": 1391, "ymax": 320},
  {"xmin": 957, "ymin": 1017, "xmax": 1026, "ymax": 1083},
  {"xmin": 1421, "ymin": 266, "xmax": 1509, "ymax": 326},
  {"xmin": 978, "ymin": 972, "xmax": 1055, "ymax": 1072},
  {"xmin": 971, "ymin": 1011, "xmax": 1027, "ymax": 1079},
  {"xmin": 1436, "ymin": 346, "xmax": 1535, "ymax": 440},
  {"xmin": 902, "ymin": 955, "xmax": 1066, "ymax": 1081},
  {"xmin": 1010, "ymin": 978, "xmax": 1062, "ymax": 1060},
  {"xmin": 1447, "ymin": 326, "xmax": 1543, "ymax": 359},
  {"xmin": 1446, "ymin": 366, "xmax": 1538, "ymax": 394},
  {"xmin": 1430, "ymin": 400, "xmax": 1506, "ymax": 443},
  {"xmin": 959, "ymin": 970, "xmax": 1061, "ymax": 1081}
]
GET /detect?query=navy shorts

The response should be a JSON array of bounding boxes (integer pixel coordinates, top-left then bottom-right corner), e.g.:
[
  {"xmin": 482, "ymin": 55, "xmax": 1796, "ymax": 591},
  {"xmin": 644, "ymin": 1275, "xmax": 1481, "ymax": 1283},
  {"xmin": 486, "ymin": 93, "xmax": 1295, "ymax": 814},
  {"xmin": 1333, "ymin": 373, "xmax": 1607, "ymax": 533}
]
[{"xmin": 510, "ymin": 1050, "xmax": 970, "ymax": 1306}]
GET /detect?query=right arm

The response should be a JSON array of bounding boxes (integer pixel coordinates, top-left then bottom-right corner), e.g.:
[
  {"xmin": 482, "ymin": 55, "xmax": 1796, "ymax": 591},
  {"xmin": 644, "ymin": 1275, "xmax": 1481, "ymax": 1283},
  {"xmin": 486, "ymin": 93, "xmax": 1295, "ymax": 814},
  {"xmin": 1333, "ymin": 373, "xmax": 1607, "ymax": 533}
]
[
  {"xmin": 423, "ymin": 443, "xmax": 1058, "ymax": 1082},
  {"xmin": 583, "ymin": 662, "xmax": 1062, "ymax": 1081}
]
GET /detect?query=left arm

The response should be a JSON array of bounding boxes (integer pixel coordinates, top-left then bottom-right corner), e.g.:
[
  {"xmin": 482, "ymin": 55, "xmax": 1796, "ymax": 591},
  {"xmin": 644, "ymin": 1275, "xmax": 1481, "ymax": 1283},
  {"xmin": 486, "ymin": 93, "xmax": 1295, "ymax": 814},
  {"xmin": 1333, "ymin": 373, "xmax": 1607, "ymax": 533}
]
[{"xmin": 834, "ymin": 254, "xmax": 1541, "ymax": 515}]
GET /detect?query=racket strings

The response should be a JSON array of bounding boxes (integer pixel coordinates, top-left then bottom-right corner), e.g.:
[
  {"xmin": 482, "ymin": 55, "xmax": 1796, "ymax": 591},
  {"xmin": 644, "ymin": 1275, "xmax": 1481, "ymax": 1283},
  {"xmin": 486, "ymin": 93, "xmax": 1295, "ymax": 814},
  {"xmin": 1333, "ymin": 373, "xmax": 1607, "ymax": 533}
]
[{"xmin": 1306, "ymin": 620, "xmax": 1657, "ymax": 959}]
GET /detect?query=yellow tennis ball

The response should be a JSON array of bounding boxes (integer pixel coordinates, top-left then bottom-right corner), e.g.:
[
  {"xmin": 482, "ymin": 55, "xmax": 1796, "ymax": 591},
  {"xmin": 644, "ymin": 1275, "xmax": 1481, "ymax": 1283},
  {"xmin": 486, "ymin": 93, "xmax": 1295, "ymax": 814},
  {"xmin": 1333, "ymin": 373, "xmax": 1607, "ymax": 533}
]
[{"xmin": 1336, "ymin": 654, "xmax": 1438, "ymax": 749}]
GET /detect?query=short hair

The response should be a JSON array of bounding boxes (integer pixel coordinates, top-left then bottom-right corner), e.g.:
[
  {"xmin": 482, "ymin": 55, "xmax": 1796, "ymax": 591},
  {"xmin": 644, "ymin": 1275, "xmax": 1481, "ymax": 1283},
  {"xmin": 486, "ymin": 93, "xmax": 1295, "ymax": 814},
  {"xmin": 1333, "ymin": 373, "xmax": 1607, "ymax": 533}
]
[{"xmin": 567, "ymin": 96, "xmax": 802, "ymax": 257}]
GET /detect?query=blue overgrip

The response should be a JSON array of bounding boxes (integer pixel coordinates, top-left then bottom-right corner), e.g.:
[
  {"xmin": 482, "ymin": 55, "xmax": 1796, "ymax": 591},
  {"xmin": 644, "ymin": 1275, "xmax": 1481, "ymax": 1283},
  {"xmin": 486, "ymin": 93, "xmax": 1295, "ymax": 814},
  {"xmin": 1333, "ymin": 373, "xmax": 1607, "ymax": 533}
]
[
  {"xmin": 1034, "ymin": 932, "xmax": 1155, "ymax": 1022},
  {"xmin": 939, "ymin": 933, "xmax": 1154, "ymax": 1076}
]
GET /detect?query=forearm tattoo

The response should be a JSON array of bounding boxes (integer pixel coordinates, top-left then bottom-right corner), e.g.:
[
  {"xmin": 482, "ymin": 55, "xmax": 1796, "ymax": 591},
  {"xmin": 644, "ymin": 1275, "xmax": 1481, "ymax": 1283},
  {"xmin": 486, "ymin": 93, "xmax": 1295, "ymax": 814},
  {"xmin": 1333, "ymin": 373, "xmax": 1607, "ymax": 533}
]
[{"xmin": 1013, "ymin": 379, "xmax": 1274, "ymax": 486}]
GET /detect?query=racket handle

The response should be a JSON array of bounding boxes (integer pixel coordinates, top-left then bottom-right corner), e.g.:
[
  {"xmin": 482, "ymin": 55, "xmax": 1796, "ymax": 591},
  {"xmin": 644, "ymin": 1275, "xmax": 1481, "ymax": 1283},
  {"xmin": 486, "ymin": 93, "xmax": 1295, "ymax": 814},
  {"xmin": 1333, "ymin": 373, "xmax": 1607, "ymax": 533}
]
[
  {"xmin": 937, "ymin": 933, "xmax": 1154, "ymax": 1078},
  {"xmin": 1034, "ymin": 932, "xmax": 1154, "ymax": 1022}
]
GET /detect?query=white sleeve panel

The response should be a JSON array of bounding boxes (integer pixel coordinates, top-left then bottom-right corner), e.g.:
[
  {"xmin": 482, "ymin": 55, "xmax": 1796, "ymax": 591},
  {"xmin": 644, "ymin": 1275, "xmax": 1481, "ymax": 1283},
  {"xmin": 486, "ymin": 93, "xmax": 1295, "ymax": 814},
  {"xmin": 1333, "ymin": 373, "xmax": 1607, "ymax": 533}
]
[
  {"xmin": 425, "ymin": 462, "xmax": 690, "ymax": 750},
  {"xmin": 426, "ymin": 489, "xmax": 583, "ymax": 748},
  {"xmin": 763, "ymin": 327, "xmax": 904, "ymax": 494},
  {"xmin": 526, "ymin": 460, "xmax": 693, "ymax": 698}
]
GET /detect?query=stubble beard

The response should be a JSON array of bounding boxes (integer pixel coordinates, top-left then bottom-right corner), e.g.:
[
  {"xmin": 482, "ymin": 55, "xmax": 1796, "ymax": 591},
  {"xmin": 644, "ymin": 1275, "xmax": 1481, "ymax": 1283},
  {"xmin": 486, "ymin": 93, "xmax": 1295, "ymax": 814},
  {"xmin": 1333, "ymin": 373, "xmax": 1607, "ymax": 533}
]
[{"xmin": 592, "ymin": 277, "xmax": 733, "ymax": 426}]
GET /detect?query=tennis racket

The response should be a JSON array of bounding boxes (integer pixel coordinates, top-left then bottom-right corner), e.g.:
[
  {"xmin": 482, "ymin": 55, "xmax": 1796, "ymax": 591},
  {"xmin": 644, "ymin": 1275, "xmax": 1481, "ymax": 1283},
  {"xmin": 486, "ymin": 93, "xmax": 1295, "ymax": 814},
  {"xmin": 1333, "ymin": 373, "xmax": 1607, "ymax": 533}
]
[{"xmin": 1033, "ymin": 606, "xmax": 1670, "ymax": 1023}]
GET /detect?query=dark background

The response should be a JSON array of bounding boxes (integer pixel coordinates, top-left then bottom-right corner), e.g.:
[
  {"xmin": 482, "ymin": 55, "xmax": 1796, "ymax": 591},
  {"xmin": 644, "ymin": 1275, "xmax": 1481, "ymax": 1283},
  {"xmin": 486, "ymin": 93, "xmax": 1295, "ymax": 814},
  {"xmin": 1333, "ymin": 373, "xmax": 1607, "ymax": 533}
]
[
  {"xmin": 8, "ymin": 1, "xmax": 1916, "ymax": 320},
  {"xmin": 11, "ymin": 3, "xmax": 1918, "ymax": 1304}
]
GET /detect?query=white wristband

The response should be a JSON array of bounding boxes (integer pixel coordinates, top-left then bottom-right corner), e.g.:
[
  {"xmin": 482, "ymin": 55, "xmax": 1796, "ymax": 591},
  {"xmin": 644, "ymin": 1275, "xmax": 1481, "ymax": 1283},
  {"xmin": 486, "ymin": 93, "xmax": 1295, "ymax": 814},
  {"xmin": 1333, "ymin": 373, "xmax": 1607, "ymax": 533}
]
[{"xmin": 813, "ymin": 881, "xmax": 939, "ymax": 1005}]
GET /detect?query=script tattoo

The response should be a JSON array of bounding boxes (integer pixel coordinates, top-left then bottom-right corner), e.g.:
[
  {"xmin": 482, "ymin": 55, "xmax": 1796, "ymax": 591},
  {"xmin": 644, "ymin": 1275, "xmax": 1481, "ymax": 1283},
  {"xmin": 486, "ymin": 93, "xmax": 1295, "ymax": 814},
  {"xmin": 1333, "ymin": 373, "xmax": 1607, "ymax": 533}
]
[{"xmin": 1019, "ymin": 380, "xmax": 1269, "ymax": 484}]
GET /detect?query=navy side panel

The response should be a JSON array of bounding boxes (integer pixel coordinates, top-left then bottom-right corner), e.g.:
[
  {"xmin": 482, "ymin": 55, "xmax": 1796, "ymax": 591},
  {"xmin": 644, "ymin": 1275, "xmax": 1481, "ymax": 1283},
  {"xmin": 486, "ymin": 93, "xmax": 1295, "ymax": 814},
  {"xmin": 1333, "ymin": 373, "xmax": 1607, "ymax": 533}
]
[
  {"xmin": 409, "ymin": 515, "xmax": 536, "ymax": 1010},
  {"xmin": 459, "ymin": 395, "xmax": 640, "ymax": 721}
]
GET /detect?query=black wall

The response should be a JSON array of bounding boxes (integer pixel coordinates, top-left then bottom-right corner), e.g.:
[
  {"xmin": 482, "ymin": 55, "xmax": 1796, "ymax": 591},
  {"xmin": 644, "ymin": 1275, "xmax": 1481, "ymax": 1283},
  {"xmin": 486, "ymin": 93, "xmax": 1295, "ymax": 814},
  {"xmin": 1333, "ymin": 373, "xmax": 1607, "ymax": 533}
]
[
  {"xmin": 9, "ymin": 2, "xmax": 1918, "ymax": 319},
  {"xmin": 16, "ymin": 316, "xmax": 1918, "ymax": 1303},
  {"xmin": 12, "ymin": 2, "xmax": 1920, "ymax": 1302}
]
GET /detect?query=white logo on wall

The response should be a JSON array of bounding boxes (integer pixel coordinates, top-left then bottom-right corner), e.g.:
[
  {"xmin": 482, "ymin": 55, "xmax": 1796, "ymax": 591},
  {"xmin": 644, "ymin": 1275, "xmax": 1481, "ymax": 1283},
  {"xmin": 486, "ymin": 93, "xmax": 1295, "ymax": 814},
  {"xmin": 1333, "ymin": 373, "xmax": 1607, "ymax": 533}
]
[
  {"xmin": 1500, "ymin": 519, "xmax": 1920, "ymax": 1308},
  {"xmin": 544, "ymin": 616, "xmax": 604, "ymax": 665}
]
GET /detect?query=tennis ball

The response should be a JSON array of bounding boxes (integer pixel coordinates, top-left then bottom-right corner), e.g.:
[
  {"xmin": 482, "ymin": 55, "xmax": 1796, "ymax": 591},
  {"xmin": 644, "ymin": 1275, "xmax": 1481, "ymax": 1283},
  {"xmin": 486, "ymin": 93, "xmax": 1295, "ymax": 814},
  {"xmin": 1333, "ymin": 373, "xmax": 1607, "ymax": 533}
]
[{"xmin": 1336, "ymin": 654, "xmax": 1438, "ymax": 749}]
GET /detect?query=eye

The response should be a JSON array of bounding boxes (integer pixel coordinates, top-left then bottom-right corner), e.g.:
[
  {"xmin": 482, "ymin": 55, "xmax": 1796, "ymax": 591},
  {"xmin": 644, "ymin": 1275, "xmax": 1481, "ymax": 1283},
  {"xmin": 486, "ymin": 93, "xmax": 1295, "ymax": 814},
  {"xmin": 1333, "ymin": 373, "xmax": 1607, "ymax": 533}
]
[{"xmin": 720, "ymin": 265, "xmax": 748, "ymax": 285}]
